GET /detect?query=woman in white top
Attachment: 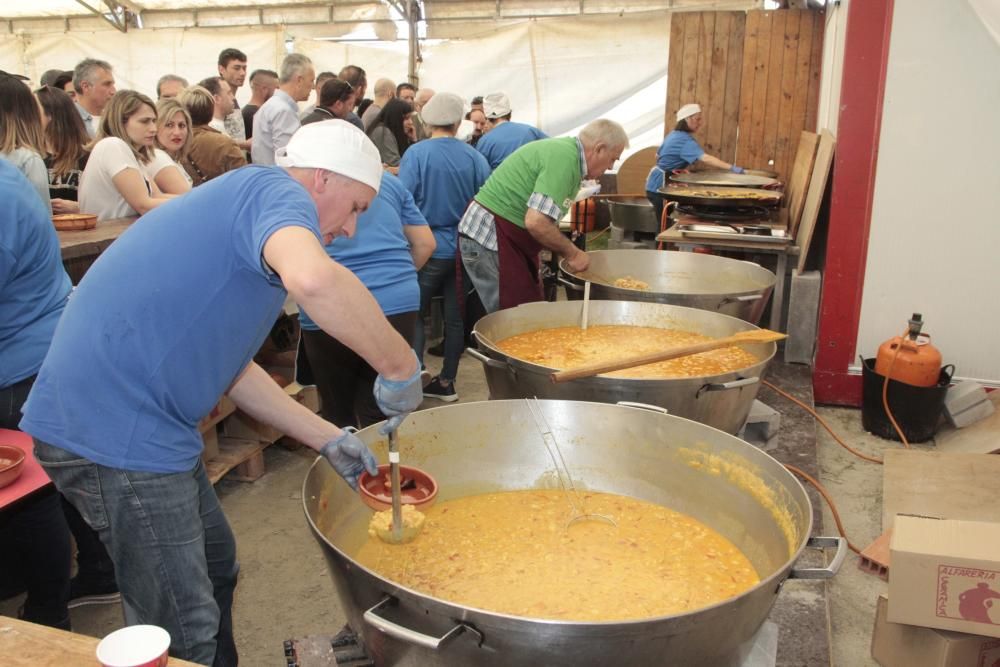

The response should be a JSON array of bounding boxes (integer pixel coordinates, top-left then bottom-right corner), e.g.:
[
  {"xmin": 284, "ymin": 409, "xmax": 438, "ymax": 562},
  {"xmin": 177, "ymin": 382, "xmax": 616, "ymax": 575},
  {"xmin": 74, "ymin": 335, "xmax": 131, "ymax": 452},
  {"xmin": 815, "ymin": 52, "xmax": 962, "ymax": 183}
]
[
  {"xmin": 79, "ymin": 90, "xmax": 174, "ymax": 221},
  {"xmin": 150, "ymin": 97, "xmax": 193, "ymax": 194},
  {"xmin": 0, "ymin": 73, "xmax": 51, "ymax": 212}
]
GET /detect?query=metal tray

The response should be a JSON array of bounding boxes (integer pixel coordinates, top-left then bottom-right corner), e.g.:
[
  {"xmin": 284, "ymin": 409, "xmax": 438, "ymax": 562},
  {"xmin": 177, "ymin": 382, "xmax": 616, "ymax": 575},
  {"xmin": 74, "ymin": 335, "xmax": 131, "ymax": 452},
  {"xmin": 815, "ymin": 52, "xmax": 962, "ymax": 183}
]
[
  {"xmin": 670, "ymin": 171, "xmax": 779, "ymax": 188},
  {"xmin": 676, "ymin": 224, "xmax": 790, "ymax": 244}
]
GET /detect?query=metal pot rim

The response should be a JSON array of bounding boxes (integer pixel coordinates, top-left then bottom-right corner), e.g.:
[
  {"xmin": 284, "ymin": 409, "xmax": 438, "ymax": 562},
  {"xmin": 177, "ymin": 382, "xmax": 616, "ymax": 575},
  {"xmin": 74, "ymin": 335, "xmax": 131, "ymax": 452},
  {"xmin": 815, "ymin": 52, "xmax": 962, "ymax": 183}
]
[{"xmin": 302, "ymin": 400, "xmax": 816, "ymax": 628}]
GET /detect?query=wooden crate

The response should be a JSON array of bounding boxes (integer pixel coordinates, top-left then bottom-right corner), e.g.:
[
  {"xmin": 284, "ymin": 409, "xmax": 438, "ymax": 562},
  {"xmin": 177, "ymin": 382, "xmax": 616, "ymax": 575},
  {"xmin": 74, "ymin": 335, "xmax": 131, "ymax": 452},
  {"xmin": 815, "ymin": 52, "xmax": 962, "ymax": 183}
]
[{"xmin": 220, "ymin": 382, "xmax": 319, "ymax": 444}]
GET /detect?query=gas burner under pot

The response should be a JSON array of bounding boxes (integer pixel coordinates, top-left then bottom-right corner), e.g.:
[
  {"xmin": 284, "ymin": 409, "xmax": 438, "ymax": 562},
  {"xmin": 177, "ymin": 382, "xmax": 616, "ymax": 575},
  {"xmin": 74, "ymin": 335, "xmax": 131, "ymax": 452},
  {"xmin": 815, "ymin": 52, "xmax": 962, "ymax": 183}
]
[{"xmin": 675, "ymin": 204, "xmax": 771, "ymax": 222}]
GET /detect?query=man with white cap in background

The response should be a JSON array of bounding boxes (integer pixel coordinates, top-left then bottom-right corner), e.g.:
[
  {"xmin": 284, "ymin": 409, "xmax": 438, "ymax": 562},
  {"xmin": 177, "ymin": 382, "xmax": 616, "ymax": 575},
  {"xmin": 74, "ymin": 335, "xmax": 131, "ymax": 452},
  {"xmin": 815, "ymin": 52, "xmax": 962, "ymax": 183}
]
[
  {"xmin": 21, "ymin": 119, "xmax": 424, "ymax": 666},
  {"xmin": 475, "ymin": 92, "xmax": 548, "ymax": 170},
  {"xmin": 644, "ymin": 102, "xmax": 745, "ymax": 223},
  {"xmin": 398, "ymin": 92, "xmax": 492, "ymax": 402},
  {"xmin": 458, "ymin": 119, "xmax": 628, "ymax": 313}
]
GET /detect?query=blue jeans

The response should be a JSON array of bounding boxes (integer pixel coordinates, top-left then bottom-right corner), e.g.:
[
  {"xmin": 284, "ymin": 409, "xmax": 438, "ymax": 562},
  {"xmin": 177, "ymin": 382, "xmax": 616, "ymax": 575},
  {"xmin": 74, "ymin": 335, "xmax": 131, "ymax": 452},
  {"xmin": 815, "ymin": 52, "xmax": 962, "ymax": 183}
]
[
  {"xmin": 459, "ymin": 236, "xmax": 500, "ymax": 314},
  {"xmin": 414, "ymin": 258, "xmax": 464, "ymax": 382},
  {"xmin": 34, "ymin": 440, "xmax": 239, "ymax": 667}
]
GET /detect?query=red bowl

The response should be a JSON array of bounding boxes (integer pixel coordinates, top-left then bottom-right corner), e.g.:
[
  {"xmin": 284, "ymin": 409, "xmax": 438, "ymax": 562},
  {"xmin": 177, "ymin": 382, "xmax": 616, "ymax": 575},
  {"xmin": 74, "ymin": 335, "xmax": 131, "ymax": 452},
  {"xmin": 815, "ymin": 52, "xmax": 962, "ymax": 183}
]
[
  {"xmin": 358, "ymin": 464, "xmax": 438, "ymax": 512},
  {"xmin": 0, "ymin": 444, "xmax": 26, "ymax": 489}
]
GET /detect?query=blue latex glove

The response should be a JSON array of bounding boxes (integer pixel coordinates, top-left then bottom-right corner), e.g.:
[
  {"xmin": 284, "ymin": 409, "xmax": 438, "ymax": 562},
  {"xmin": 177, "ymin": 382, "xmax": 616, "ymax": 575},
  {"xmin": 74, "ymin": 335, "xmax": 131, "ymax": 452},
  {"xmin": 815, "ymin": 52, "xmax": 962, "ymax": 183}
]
[
  {"xmin": 320, "ymin": 427, "xmax": 379, "ymax": 491},
  {"xmin": 372, "ymin": 349, "xmax": 423, "ymax": 435},
  {"xmin": 730, "ymin": 165, "xmax": 745, "ymax": 174}
]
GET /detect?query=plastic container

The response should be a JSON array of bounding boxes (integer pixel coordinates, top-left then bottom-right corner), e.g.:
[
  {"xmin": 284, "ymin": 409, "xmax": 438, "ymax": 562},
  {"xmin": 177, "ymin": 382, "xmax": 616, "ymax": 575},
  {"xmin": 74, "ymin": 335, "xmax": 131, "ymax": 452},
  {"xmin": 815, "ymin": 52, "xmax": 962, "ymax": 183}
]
[{"xmin": 860, "ymin": 357, "xmax": 954, "ymax": 443}]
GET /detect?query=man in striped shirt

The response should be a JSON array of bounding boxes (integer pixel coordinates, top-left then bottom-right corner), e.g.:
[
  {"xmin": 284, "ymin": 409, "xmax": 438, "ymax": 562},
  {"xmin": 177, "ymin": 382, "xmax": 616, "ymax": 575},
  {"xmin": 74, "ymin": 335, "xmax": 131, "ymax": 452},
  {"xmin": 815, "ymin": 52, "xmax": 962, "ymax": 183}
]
[{"xmin": 458, "ymin": 119, "xmax": 627, "ymax": 312}]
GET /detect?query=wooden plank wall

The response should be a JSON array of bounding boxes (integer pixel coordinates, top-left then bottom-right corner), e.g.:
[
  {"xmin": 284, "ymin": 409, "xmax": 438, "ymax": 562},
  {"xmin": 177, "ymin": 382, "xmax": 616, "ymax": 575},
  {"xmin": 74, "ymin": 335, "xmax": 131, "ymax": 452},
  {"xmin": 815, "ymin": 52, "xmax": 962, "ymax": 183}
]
[
  {"xmin": 665, "ymin": 9, "xmax": 823, "ymax": 183},
  {"xmin": 666, "ymin": 11, "xmax": 746, "ymax": 164}
]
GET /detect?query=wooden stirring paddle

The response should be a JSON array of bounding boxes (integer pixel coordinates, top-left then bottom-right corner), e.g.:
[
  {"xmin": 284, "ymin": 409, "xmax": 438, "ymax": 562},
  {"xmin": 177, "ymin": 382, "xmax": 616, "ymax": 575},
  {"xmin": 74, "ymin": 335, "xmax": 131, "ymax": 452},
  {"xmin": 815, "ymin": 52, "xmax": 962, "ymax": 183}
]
[{"xmin": 550, "ymin": 329, "xmax": 787, "ymax": 383}]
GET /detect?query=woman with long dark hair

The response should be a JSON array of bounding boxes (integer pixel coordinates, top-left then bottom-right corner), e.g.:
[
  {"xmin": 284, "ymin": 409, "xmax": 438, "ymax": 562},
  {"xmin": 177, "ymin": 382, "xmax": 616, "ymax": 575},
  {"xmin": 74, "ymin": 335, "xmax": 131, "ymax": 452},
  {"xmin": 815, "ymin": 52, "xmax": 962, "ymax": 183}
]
[
  {"xmin": 366, "ymin": 98, "xmax": 414, "ymax": 168},
  {"xmin": 0, "ymin": 73, "xmax": 50, "ymax": 211},
  {"xmin": 36, "ymin": 85, "xmax": 90, "ymax": 214}
]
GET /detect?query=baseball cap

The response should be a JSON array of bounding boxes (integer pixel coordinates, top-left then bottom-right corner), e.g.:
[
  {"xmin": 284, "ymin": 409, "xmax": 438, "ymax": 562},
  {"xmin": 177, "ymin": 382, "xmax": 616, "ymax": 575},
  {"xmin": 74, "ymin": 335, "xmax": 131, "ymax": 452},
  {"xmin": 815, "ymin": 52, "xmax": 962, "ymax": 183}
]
[
  {"xmin": 276, "ymin": 119, "xmax": 382, "ymax": 193},
  {"xmin": 483, "ymin": 92, "xmax": 512, "ymax": 119},
  {"xmin": 676, "ymin": 103, "xmax": 701, "ymax": 121},
  {"xmin": 420, "ymin": 92, "xmax": 465, "ymax": 126}
]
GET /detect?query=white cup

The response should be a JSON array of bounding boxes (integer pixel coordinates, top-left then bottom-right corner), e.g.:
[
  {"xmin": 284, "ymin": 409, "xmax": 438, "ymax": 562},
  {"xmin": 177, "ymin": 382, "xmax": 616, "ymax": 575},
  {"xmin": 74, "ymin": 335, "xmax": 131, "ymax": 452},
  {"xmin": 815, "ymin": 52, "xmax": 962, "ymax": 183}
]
[{"xmin": 96, "ymin": 625, "xmax": 171, "ymax": 667}]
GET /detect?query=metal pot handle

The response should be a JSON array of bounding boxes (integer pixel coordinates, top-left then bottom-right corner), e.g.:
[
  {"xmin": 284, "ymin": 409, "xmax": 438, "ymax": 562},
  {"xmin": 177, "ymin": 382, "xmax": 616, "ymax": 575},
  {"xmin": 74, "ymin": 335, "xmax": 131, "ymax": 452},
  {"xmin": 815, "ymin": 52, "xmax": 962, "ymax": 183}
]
[
  {"xmin": 718, "ymin": 294, "xmax": 764, "ymax": 307},
  {"xmin": 363, "ymin": 597, "xmax": 482, "ymax": 650},
  {"xmin": 557, "ymin": 274, "xmax": 584, "ymax": 292},
  {"xmin": 615, "ymin": 401, "xmax": 669, "ymax": 414},
  {"xmin": 787, "ymin": 536, "xmax": 849, "ymax": 580},
  {"xmin": 465, "ymin": 347, "xmax": 508, "ymax": 370},
  {"xmin": 697, "ymin": 376, "xmax": 760, "ymax": 397}
]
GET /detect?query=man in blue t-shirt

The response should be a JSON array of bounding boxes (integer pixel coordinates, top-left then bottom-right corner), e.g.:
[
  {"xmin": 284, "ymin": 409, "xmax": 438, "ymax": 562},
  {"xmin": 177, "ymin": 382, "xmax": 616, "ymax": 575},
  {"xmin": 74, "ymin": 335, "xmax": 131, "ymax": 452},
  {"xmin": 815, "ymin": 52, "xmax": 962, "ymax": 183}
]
[
  {"xmin": 20, "ymin": 120, "xmax": 424, "ymax": 666},
  {"xmin": 399, "ymin": 92, "xmax": 492, "ymax": 402},
  {"xmin": 476, "ymin": 92, "xmax": 548, "ymax": 170}
]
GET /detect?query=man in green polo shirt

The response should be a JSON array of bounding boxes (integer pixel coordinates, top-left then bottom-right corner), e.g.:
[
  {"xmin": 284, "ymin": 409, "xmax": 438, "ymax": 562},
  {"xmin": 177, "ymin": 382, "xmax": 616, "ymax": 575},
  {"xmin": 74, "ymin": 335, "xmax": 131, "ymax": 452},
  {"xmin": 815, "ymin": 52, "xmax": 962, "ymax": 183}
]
[{"xmin": 458, "ymin": 119, "xmax": 628, "ymax": 312}]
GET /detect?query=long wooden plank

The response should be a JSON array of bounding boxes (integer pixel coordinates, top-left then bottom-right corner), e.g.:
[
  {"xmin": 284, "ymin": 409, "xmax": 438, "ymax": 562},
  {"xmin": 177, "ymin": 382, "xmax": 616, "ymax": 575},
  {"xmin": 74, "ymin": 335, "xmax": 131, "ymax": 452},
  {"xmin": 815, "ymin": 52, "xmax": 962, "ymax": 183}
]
[
  {"xmin": 746, "ymin": 11, "xmax": 773, "ymax": 170},
  {"xmin": 665, "ymin": 12, "xmax": 686, "ymax": 132},
  {"xmin": 882, "ymin": 450, "xmax": 1000, "ymax": 531},
  {"xmin": 721, "ymin": 13, "xmax": 746, "ymax": 163},
  {"xmin": 0, "ymin": 616, "xmax": 201, "ymax": 667},
  {"xmin": 786, "ymin": 130, "xmax": 820, "ymax": 235},
  {"xmin": 773, "ymin": 10, "xmax": 802, "ymax": 182},
  {"xmin": 789, "ymin": 10, "xmax": 816, "ymax": 136},
  {"xmin": 680, "ymin": 12, "xmax": 701, "ymax": 106},
  {"xmin": 704, "ymin": 11, "xmax": 728, "ymax": 158},
  {"xmin": 805, "ymin": 10, "xmax": 824, "ymax": 131},
  {"xmin": 735, "ymin": 10, "xmax": 760, "ymax": 166},
  {"xmin": 795, "ymin": 129, "xmax": 835, "ymax": 273},
  {"xmin": 695, "ymin": 12, "xmax": 716, "ymax": 154},
  {"xmin": 760, "ymin": 11, "xmax": 787, "ymax": 175}
]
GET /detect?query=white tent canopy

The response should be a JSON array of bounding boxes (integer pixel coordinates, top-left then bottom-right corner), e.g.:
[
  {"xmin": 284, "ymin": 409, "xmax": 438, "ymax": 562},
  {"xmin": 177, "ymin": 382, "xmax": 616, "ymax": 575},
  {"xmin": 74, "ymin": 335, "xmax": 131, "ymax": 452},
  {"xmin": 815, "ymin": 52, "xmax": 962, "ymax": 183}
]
[{"xmin": 1, "ymin": 0, "xmax": 758, "ymax": 159}]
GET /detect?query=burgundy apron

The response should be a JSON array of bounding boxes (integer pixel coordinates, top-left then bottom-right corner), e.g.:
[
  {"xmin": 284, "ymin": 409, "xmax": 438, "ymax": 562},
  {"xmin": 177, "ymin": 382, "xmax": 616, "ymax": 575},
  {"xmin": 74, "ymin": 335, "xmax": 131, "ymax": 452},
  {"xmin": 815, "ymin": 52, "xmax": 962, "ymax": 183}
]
[{"xmin": 495, "ymin": 213, "xmax": 544, "ymax": 310}]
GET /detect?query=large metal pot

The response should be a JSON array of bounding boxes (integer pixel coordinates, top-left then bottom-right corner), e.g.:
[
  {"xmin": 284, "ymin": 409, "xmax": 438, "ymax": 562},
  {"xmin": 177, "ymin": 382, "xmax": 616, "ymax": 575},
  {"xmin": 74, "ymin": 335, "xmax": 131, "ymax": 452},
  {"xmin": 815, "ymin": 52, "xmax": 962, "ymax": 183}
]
[
  {"xmin": 607, "ymin": 197, "xmax": 660, "ymax": 233},
  {"xmin": 469, "ymin": 300, "xmax": 775, "ymax": 434},
  {"xmin": 303, "ymin": 400, "xmax": 844, "ymax": 667},
  {"xmin": 560, "ymin": 249, "xmax": 776, "ymax": 324}
]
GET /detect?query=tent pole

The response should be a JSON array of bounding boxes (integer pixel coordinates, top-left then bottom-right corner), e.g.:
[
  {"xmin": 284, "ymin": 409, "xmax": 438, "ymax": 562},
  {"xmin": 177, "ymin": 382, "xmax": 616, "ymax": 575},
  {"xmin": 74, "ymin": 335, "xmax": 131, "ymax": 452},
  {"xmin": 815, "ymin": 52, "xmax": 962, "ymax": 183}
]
[{"xmin": 407, "ymin": 0, "xmax": 420, "ymax": 87}]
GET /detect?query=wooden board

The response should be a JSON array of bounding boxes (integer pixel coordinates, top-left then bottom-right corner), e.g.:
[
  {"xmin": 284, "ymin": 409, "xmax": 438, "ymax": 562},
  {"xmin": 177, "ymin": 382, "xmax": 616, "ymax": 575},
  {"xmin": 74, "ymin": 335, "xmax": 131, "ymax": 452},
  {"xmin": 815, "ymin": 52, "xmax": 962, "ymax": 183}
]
[
  {"xmin": 795, "ymin": 129, "xmax": 835, "ymax": 273},
  {"xmin": 665, "ymin": 11, "xmax": 747, "ymax": 164},
  {"xmin": 205, "ymin": 437, "xmax": 268, "ymax": 485},
  {"xmin": 882, "ymin": 450, "xmax": 1000, "ymax": 532},
  {"xmin": 0, "ymin": 616, "xmax": 201, "ymax": 667},
  {"xmin": 614, "ymin": 147, "xmax": 656, "ymax": 195},
  {"xmin": 785, "ymin": 130, "xmax": 820, "ymax": 235}
]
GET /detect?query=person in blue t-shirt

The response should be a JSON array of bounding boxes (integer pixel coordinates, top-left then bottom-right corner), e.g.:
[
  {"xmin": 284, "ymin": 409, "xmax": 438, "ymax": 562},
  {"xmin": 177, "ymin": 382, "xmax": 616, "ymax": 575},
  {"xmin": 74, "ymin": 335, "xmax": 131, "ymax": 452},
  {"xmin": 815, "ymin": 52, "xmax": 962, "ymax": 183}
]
[
  {"xmin": 399, "ymin": 93, "xmax": 492, "ymax": 402},
  {"xmin": 20, "ymin": 120, "xmax": 424, "ymax": 666},
  {"xmin": 476, "ymin": 92, "xmax": 548, "ymax": 170},
  {"xmin": 0, "ymin": 158, "xmax": 74, "ymax": 630},
  {"xmin": 298, "ymin": 172, "xmax": 434, "ymax": 427},
  {"xmin": 645, "ymin": 103, "xmax": 746, "ymax": 223}
]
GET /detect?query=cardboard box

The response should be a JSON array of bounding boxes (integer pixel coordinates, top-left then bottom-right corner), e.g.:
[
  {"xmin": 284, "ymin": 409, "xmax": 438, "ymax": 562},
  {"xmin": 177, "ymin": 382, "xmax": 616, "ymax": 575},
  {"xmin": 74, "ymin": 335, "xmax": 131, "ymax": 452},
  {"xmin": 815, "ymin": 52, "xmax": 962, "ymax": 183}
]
[
  {"xmin": 872, "ymin": 595, "xmax": 1000, "ymax": 666},
  {"xmin": 889, "ymin": 515, "xmax": 1000, "ymax": 638}
]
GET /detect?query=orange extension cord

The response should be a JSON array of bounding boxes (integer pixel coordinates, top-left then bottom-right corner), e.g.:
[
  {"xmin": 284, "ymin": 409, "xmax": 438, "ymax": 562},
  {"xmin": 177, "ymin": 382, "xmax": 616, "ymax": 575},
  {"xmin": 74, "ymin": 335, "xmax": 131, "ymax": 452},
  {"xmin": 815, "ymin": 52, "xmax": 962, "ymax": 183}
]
[{"xmin": 764, "ymin": 334, "xmax": 914, "ymax": 556}]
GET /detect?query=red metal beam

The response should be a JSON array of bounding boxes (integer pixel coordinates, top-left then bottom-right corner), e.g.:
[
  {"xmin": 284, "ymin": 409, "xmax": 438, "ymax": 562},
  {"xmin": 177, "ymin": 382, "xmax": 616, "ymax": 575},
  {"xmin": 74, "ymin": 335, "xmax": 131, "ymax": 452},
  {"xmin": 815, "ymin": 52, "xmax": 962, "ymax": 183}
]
[{"xmin": 812, "ymin": 0, "xmax": 895, "ymax": 406}]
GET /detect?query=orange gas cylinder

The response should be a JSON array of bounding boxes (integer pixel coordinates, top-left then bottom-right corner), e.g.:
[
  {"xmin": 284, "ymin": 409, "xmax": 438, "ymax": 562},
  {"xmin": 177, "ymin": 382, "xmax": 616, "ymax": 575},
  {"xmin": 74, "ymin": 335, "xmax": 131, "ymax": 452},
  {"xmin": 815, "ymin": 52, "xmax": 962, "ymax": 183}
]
[{"xmin": 874, "ymin": 314, "xmax": 942, "ymax": 387}]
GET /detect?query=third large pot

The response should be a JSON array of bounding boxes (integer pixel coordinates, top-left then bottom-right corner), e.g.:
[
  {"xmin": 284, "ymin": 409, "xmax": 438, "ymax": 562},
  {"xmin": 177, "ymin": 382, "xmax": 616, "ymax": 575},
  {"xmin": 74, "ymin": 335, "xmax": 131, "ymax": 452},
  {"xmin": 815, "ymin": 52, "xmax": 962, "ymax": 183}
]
[
  {"xmin": 303, "ymin": 400, "xmax": 845, "ymax": 667},
  {"xmin": 559, "ymin": 249, "xmax": 776, "ymax": 324},
  {"xmin": 470, "ymin": 300, "xmax": 776, "ymax": 434}
]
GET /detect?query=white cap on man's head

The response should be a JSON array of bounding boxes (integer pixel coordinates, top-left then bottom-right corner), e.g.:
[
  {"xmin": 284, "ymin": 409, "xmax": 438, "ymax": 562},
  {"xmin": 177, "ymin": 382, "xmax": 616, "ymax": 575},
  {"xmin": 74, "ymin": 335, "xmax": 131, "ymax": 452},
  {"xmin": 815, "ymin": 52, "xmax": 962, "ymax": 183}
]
[
  {"xmin": 276, "ymin": 119, "xmax": 382, "ymax": 193},
  {"xmin": 483, "ymin": 92, "xmax": 512, "ymax": 119},
  {"xmin": 420, "ymin": 92, "xmax": 465, "ymax": 126},
  {"xmin": 676, "ymin": 103, "xmax": 701, "ymax": 122}
]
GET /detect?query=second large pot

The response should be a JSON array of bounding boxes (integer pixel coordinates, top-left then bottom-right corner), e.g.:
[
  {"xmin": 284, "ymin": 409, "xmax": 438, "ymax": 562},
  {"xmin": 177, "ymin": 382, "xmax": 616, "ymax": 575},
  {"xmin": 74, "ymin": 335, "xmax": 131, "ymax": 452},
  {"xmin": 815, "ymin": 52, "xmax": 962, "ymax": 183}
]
[
  {"xmin": 560, "ymin": 249, "xmax": 776, "ymax": 324},
  {"xmin": 470, "ymin": 300, "xmax": 776, "ymax": 434}
]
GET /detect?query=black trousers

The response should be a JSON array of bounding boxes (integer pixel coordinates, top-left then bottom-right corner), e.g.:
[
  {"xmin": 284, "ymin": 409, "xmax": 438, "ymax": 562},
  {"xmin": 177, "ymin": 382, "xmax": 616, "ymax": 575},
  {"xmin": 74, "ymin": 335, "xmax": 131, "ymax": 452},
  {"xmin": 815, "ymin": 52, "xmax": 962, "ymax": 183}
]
[{"xmin": 301, "ymin": 311, "xmax": 418, "ymax": 429}]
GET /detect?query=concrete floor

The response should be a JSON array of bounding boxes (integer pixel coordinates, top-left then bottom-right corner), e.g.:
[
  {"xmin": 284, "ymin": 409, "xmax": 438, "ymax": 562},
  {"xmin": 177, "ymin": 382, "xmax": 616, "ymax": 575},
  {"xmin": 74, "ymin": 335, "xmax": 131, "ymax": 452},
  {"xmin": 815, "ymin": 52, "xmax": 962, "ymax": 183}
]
[{"xmin": 5, "ymin": 352, "xmax": 996, "ymax": 666}]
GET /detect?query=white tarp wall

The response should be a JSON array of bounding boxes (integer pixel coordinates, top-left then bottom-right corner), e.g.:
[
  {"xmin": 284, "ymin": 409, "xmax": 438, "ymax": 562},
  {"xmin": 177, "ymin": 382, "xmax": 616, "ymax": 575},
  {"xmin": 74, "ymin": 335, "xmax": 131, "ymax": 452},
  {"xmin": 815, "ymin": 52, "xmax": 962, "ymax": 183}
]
[
  {"xmin": 854, "ymin": 0, "xmax": 1000, "ymax": 384},
  {"xmin": 2, "ymin": 11, "xmax": 673, "ymax": 156},
  {"xmin": 0, "ymin": 26, "xmax": 285, "ymax": 105}
]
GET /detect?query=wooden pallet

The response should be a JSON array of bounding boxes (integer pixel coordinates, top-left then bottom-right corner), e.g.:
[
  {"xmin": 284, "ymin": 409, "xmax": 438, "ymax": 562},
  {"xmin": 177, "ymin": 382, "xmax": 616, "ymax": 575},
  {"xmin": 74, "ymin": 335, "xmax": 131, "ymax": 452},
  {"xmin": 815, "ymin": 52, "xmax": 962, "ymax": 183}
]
[{"xmin": 204, "ymin": 437, "xmax": 269, "ymax": 484}]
